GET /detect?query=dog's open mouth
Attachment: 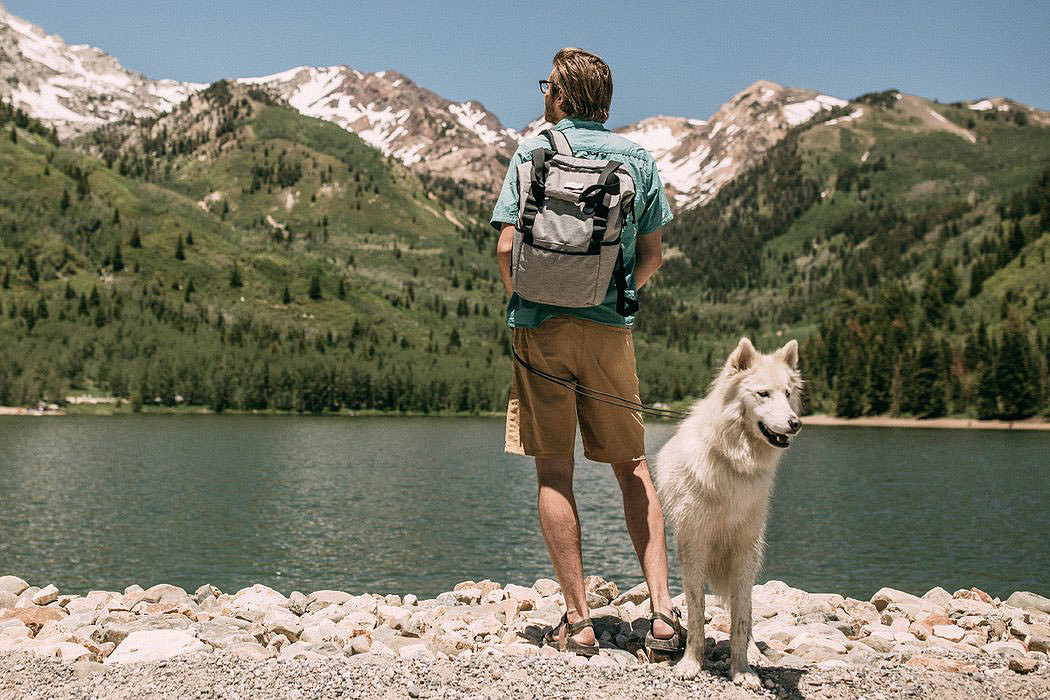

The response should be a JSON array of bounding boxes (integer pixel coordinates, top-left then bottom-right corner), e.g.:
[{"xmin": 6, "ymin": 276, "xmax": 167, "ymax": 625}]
[{"xmin": 758, "ymin": 422, "xmax": 791, "ymax": 448}]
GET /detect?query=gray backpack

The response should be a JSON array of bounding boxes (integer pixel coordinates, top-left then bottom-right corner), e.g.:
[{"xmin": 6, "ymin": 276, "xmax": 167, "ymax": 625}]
[{"xmin": 511, "ymin": 130, "xmax": 639, "ymax": 316}]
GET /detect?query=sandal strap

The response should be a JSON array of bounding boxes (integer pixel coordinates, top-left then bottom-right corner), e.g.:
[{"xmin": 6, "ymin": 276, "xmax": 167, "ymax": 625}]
[
  {"xmin": 650, "ymin": 607, "xmax": 684, "ymax": 633},
  {"xmin": 558, "ymin": 611, "xmax": 593, "ymax": 635}
]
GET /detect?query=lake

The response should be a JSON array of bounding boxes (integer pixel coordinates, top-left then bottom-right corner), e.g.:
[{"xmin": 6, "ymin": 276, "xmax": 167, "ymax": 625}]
[{"xmin": 1, "ymin": 416, "xmax": 1047, "ymax": 601}]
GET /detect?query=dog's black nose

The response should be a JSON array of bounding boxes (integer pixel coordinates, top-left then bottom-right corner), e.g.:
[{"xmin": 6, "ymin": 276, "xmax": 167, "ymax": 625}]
[{"xmin": 788, "ymin": 417, "xmax": 801, "ymax": 433}]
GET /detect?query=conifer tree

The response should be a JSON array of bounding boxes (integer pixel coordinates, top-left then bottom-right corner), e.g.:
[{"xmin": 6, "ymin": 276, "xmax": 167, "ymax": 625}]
[
  {"xmin": 229, "ymin": 263, "xmax": 243, "ymax": 288},
  {"xmin": 175, "ymin": 234, "xmax": 185, "ymax": 260},
  {"xmin": 308, "ymin": 274, "xmax": 322, "ymax": 301},
  {"xmin": 834, "ymin": 346, "xmax": 866, "ymax": 418},
  {"xmin": 996, "ymin": 322, "xmax": 1040, "ymax": 419},
  {"xmin": 111, "ymin": 243, "xmax": 124, "ymax": 272},
  {"xmin": 129, "ymin": 228, "xmax": 142, "ymax": 248},
  {"xmin": 282, "ymin": 285, "xmax": 292, "ymax": 304},
  {"xmin": 975, "ymin": 360, "xmax": 999, "ymax": 419}
]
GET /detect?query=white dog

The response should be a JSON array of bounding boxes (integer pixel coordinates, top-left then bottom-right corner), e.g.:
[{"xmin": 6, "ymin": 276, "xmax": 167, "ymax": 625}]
[{"xmin": 653, "ymin": 337, "xmax": 802, "ymax": 688}]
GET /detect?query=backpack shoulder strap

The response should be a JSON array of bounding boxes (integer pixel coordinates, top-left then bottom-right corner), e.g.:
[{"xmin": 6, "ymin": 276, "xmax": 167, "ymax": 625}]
[{"xmin": 542, "ymin": 129, "xmax": 573, "ymax": 156}]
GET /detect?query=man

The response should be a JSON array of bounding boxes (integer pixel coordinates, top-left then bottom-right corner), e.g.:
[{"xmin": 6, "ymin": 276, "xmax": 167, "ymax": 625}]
[{"xmin": 490, "ymin": 48, "xmax": 681, "ymax": 654}]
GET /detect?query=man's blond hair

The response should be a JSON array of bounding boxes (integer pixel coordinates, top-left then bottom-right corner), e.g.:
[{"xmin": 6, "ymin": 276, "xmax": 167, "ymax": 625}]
[{"xmin": 551, "ymin": 48, "xmax": 613, "ymax": 123}]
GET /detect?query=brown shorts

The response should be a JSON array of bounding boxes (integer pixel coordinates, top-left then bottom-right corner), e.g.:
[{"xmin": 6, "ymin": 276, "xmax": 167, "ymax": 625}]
[{"xmin": 505, "ymin": 316, "xmax": 645, "ymax": 463}]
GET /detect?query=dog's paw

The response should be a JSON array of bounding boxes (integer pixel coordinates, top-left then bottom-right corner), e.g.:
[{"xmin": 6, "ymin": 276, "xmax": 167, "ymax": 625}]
[
  {"xmin": 673, "ymin": 656, "xmax": 702, "ymax": 680},
  {"xmin": 731, "ymin": 668, "xmax": 762, "ymax": 689}
]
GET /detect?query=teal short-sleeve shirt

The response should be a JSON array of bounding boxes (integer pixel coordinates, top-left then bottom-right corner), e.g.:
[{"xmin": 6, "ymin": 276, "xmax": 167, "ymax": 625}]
[{"xmin": 490, "ymin": 117, "xmax": 673, "ymax": 328}]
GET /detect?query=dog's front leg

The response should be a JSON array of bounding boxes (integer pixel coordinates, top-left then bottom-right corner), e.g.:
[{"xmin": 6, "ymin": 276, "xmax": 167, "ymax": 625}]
[
  {"xmin": 673, "ymin": 536, "xmax": 705, "ymax": 680},
  {"xmin": 729, "ymin": 568, "xmax": 761, "ymax": 689}
]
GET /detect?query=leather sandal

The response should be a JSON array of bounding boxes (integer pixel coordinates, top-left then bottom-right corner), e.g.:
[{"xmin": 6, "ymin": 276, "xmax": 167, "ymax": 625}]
[
  {"xmin": 543, "ymin": 612, "xmax": 600, "ymax": 657},
  {"xmin": 645, "ymin": 605, "xmax": 686, "ymax": 652}
]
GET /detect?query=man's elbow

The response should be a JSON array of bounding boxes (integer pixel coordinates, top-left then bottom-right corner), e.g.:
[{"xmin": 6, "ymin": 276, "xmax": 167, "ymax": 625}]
[{"xmin": 642, "ymin": 248, "xmax": 663, "ymax": 271}]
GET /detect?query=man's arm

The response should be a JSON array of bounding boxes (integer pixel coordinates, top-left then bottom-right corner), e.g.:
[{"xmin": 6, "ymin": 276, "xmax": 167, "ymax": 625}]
[
  {"xmin": 497, "ymin": 224, "xmax": 514, "ymax": 295},
  {"xmin": 635, "ymin": 230, "xmax": 662, "ymax": 289}
]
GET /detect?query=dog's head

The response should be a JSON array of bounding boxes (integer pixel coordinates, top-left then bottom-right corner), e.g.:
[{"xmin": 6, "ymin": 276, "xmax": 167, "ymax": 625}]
[{"xmin": 722, "ymin": 337, "xmax": 803, "ymax": 449}]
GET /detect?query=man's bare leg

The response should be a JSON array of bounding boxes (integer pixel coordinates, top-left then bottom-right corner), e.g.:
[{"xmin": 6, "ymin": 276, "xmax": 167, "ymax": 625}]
[
  {"xmin": 612, "ymin": 457, "xmax": 675, "ymax": 639},
  {"xmin": 535, "ymin": 456, "xmax": 595, "ymax": 646}
]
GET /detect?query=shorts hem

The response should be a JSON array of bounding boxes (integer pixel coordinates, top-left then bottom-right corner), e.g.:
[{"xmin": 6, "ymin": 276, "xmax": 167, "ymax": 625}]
[{"xmin": 584, "ymin": 452, "xmax": 648, "ymax": 465}]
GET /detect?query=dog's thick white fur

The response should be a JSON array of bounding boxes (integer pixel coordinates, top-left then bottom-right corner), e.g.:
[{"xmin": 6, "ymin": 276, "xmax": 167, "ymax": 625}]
[{"xmin": 653, "ymin": 337, "xmax": 802, "ymax": 688}]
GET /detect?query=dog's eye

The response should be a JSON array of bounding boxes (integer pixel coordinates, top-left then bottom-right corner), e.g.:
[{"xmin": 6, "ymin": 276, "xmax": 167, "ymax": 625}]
[
  {"xmin": 786, "ymin": 390, "xmax": 791, "ymax": 398},
  {"xmin": 757, "ymin": 390, "xmax": 769, "ymax": 398}
]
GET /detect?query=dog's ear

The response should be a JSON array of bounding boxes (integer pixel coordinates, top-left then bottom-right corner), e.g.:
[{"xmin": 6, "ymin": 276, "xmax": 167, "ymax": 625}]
[
  {"xmin": 728, "ymin": 337, "xmax": 756, "ymax": 373},
  {"xmin": 776, "ymin": 339, "xmax": 799, "ymax": 370}
]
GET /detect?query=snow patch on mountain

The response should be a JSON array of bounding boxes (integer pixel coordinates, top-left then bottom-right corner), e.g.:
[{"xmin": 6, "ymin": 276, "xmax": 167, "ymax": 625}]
[
  {"xmin": 782, "ymin": 94, "xmax": 848, "ymax": 126},
  {"xmin": 1, "ymin": 3, "xmax": 204, "ymax": 136}
]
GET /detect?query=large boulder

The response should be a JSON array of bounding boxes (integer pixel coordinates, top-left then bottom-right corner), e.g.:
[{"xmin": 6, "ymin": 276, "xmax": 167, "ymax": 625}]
[
  {"xmin": 31, "ymin": 584, "xmax": 59, "ymax": 606},
  {"xmin": 1006, "ymin": 592, "xmax": 1050, "ymax": 615},
  {"xmin": 870, "ymin": 587, "xmax": 923, "ymax": 612},
  {"xmin": 0, "ymin": 577, "xmax": 29, "ymax": 596},
  {"xmin": 230, "ymin": 585, "xmax": 289, "ymax": 613},
  {"xmin": 105, "ymin": 629, "xmax": 210, "ymax": 664},
  {"xmin": 1, "ymin": 606, "xmax": 67, "ymax": 632}
]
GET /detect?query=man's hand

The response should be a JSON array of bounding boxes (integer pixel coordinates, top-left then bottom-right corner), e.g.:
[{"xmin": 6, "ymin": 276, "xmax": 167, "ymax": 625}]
[
  {"xmin": 635, "ymin": 230, "xmax": 663, "ymax": 289},
  {"xmin": 497, "ymin": 223, "xmax": 515, "ymax": 295}
]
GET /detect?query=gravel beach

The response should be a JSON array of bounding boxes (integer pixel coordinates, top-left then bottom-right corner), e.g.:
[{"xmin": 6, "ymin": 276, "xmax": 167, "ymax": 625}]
[{"xmin": 1, "ymin": 575, "xmax": 1048, "ymax": 699}]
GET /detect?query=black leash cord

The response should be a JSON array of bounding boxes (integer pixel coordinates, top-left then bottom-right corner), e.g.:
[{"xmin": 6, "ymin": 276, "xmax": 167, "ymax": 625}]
[{"xmin": 512, "ymin": 349, "xmax": 690, "ymax": 420}]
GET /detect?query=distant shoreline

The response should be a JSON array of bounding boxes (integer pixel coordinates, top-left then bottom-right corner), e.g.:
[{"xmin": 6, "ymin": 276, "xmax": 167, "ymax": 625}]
[
  {"xmin": 1, "ymin": 405, "xmax": 1048, "ymax": 430},
  {"xmin": 803, "ymin": 414, "xmax": 1050, "ymax": 431}
]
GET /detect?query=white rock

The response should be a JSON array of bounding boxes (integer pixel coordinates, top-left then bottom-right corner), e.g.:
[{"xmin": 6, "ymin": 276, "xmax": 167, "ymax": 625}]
[
  {"xmin": 105, "ymin": 629, "xmax": 210, "ymax": 664},
  {"xmin": 504, "ymin": 584, "xmax": 541, "ymax": 605},
  {"xmin": 983, "ymin": 640, "xmax": 1026, "ymax": 658},
  {"xmin": 227, "ymin": 643, "xmax": 272, "ymax": 661},
  {"xmin": 467, "ymin": 615, "xmax": 502, "ymax": 638},
  {"xmin": 349, "ymin": 635, "xmax": 371, "ymax": 654},
  {"xmin": 32, "ymin": 584, "xmax": 59, "ymax": 606},
  {"xmin": 230, "ymin": 584, "xmax": 289, "ymax": 612},
  {"xmin": 870, "ymin": 587, "xmax": 923, "ymax": 611},
  {"xmin": 402, "ymin": 594, "xmax": 418, "ymax": 607},
  {"xmin": 611, "ymin": 582, "xmax": 649, "ymax": 606},
  {"xmin": 481, "ymin": 589, "xmax": 505, "ymax": 605},
  {"xmin": 787, "ymin": 633, "xmax": 846, "ymax": 655},
  {"xmin": 399, "ymin": 641, "xmax": 434, "ymax": 660},
  {"xmin": 922, "ymin": 587, "xmax": 953, "ymax": 607},
  {"xmin": 368, "ymin": 640, "xmax": 396, "ymax": 657},
  {"xmin": 532, "ymin": 579, "xmax": 560, "ymax": 597},
  {"xmin": 453, "ymin": 588, "xmax": 482, "ymax": 604},
  {"xmin": 264, "ymin": 610, "xmax": 303, "ymax": 640},
  {"xmin": 304, "ymin": 587, "xmax": 352, "ymax": 608},
  {"xmin": 376, "ymin": 605, "xmax": 411, "ymax": 630},
  {"xmin": 0, "ymin": 576, "xmax": 29, "ymax": 596},
  {"xmin": 300, "ymin": 619, "xmax": 337, "ymax": 643}
]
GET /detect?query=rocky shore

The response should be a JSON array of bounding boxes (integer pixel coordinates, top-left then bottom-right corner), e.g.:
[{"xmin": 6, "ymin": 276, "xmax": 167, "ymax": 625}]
[{"xmin": 1, "ymin": 575, "xmax": 1048, "ymax": 699}]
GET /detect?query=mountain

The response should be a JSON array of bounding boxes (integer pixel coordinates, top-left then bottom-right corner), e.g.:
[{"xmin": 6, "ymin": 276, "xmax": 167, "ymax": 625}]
[
  {"xmin": 1, "ymin": 3, "xmax": 1048, "ymax": 420},
  {"xmin": 234, "ymin": 66, "xmax": 518, "ymax": 196},
  {"xmin": 0, "ymin": 80, "xmax": 531, "ymax": 412},
  {"xmin": 522, "ymin": 81, "xmax": 852, "ymax": 209},
  {"xmin": 616, "ymin": 81, "xmax": 851, "ymax": 209},
  {"xmin": 0, "ymin": 2, "xmax": 205, "ymax": 138}
]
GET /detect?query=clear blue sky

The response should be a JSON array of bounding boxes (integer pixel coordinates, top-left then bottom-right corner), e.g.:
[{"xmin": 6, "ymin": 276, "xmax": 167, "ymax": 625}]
[{"xmin": 7, "ymin": 0, "xmax": 1049, "ymax": 130}]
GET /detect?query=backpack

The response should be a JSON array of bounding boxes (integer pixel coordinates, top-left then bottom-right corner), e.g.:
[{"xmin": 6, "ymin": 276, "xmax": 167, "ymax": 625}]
[{"xmin": 511, "ymin": 129, "xmax": 639, "ymax": 316}]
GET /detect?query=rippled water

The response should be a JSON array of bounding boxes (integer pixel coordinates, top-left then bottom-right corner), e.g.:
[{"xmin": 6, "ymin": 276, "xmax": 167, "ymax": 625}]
[{"xmin": 0, "ymin": 416, "xmax": 1046, "ymax": 600}]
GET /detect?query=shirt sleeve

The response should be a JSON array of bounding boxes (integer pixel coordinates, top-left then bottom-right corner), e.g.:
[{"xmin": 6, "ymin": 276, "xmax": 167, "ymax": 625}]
[
  {"xmin": 636, "ymin": 159, "xmax": 673, "ymax": 235},
  {"xmin": 489, "ymin": 146, "xmax": 528, "ymax": 232}
]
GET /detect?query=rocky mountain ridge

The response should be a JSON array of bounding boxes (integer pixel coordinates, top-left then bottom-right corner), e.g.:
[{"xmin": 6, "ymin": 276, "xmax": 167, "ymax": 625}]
[
  {"xmin": 2, "ymin": 3, "xmax": 1047, "ymax": 212},
  {"xmin": 0, "ymin": 2, "xmax": 204, "ymax": 138}
]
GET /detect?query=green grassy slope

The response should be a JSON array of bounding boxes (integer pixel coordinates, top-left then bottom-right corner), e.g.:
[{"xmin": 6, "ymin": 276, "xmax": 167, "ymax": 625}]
[
  {"xmin": 651, "ymin": 91, "xmax": 1050, "ymax": 418},
  {"xmin": 0, "ymin": 84, "xmax": 705, "ymax": 413}
]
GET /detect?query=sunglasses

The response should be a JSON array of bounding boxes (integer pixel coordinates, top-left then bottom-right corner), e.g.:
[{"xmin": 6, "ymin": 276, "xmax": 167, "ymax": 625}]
[{"xmin": 539, "ymin": 80, "xmax": 558, "ymax": 95}]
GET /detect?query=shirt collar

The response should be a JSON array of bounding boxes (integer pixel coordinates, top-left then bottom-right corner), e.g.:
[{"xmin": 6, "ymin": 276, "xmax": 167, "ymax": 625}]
[{"xmin": 554, "ymin": 117, "xmax": 607, "ymax": 131}]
